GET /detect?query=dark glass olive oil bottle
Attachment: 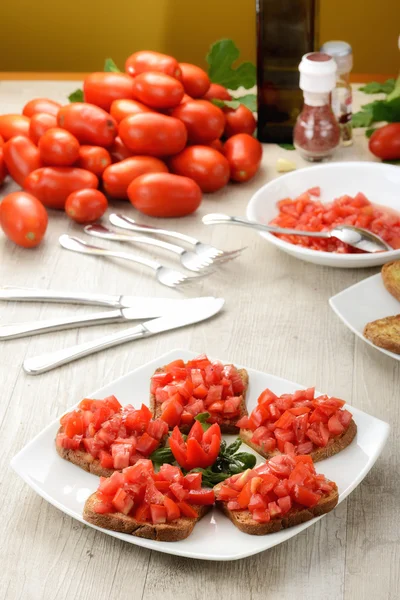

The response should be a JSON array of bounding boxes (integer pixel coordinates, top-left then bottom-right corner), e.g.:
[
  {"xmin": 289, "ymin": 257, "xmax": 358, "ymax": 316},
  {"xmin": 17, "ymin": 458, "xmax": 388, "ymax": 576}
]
[{"xmin": 256, "ymin": 0, "xmax": 320, "ymax": 143}]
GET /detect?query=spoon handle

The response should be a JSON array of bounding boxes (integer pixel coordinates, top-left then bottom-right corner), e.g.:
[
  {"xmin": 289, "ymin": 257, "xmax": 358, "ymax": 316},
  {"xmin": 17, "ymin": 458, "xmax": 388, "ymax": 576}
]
[
  {"xmin": 84, "ymin": 226, "xmax": 184, "ymax": 256},
  {"xmin": 109, "ymin": 213, "xmax": 199, "ymax": 245},
  {"xmin": 202, "ymin": 214, "xmax": 330, "ymax": 239}
]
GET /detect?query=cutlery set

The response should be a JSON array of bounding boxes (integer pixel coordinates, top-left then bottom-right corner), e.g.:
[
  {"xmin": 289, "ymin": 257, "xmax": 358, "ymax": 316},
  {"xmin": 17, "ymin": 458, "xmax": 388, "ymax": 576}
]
[{"xmin": 59, "ymin": 213, "xmax": 247, "ymax": 288}]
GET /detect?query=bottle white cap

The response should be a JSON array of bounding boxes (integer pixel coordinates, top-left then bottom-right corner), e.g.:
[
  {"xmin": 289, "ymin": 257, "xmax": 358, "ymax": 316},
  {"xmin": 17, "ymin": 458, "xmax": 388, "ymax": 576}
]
[
  {"xmin": 320, "ymin": 41, "xmax": 353, "ymax": 74},
  {"xmin": 299, "ymin": 52, "xmax": 338, "ymax": 94}
]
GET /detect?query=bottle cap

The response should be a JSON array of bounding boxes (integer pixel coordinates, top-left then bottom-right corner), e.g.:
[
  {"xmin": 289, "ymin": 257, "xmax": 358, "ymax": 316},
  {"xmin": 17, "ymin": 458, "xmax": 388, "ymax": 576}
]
[
  {"xmin": 320, "ymin": 41, "xmax": 353, "ymax": 74},
  {"xmin": 298, "ymin": 53, "xmax": 337, "ymax": 94}
]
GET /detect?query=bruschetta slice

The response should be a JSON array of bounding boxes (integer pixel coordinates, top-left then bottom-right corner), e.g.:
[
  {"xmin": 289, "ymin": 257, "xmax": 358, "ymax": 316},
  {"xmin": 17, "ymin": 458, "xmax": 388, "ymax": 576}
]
[
  {"xmin": 214, "ymin": 454, "xmax": 338, "ymax": 535},
  {"xmin": 150, "ymin": 354, "xmax": 249, "ymax": 433},
  {"xmin": 56, "ymin": 397, "xmax": 168, "ymax": 477},
  {"xmin": 83, "ymin": 460, "xmax": 214, "ymax": 541},
  {"xmin": 237, "ymin": 387, "xmax": 356, "ymax": 462}
]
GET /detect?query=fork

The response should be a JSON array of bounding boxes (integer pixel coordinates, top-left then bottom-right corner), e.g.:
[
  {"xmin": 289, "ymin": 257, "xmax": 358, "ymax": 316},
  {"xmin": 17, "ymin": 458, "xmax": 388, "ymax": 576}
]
[
  {"xmin": 59, "ymin": 235, "xmax": 208, "ymax": 289},
  {"xmin": 109, "ymin": 213, "xmax": 247, "ymax": 263},
  {"xmin": 84, "ymin": 224, "xmax": 214, "ymax": 273}
]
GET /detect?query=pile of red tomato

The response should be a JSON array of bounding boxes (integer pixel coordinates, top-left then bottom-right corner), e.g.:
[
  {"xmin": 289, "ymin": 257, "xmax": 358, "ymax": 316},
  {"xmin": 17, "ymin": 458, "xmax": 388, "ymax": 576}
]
[{"xmin": 0, "ymin": 50, "xmax": 262, "ymax": 248}]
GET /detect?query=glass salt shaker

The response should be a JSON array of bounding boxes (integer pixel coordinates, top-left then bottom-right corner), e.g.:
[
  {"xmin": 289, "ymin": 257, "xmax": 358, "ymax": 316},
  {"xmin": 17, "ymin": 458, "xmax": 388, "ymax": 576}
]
[
  {"xmin": 320, "ymin": 41, "xmax": 353, "ymax": 146},
  {"xmin": 293, "ymin": 52, "xmax": 340, "ymax": 162}
]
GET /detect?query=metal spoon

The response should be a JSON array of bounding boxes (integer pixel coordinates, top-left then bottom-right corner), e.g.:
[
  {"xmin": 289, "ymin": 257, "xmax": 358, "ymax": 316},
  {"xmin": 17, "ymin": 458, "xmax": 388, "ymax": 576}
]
[{"xmin": 202, "ymin": 213, "xmax": 393, "ymax": 253}]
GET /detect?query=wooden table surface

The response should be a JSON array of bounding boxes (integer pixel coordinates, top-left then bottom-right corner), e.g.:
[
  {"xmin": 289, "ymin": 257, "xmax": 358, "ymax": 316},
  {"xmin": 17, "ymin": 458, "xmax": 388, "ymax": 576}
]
[{"xmin": 0, "ymin": 81, "xmax": 398, "ymax": 600}]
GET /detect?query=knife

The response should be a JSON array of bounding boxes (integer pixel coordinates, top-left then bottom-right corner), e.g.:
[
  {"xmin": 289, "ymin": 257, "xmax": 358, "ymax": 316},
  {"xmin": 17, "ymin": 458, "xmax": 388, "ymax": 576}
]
[
  {"xmin": 0, "ymin": 298, "xmax": 219, "ymax": 340},
  {"xmin": 0, "ymin": 286, "xmax": 185, "ymax": 311},
  {"xmin": 23, "ymin": 297, "xmax": 225, "ymax": 375}
]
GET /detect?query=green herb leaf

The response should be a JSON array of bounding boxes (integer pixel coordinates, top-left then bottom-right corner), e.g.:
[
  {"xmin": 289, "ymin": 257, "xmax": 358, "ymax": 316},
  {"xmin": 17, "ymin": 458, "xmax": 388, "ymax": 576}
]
[
  {"xmin": 386, "ymin": 75, "xmax": 400, "ymax": 102},
  {"xmin": 188, "ymin": 467, "xmax": 231, "ymax": 488},
  {"xmin": 194, "ymin": 412, "xmax": 212, "ymax": 431},
  {"xmin": 359, "ymin": 79, "xmax": 395, "ymax": 95},
  {"xmin": 207, "ymin": 39, "xmax": 256, "ymax": 90},
  {"xmin": 224, "ymin": 438, "xmax": 242, "ymax": 456},
  {"xmin": 365, "ymin": 127, "xmax": 377, "ymax": 138},
  {"xmin": 212, "ymin": 94, "xmax": 257, "ymax": 113},
  {"xmin": 352, "ymin": 106, "xmax": 374, "ymax": 128},
  {"xmin": 278, "ymin": 143, "xmax": 295, "ymax": 150},
  {"xmin": 372, "ymin": 97, "xmax": 400, "ymax": 123},
  {"xmin": 104, "ymin": 58, "xmax": 121, "ymax": 72},
  {"xmin": 68, "ymin": 88, "xmax": 84, "ymax": 103},
  {"xmin": 150, "ymin": 446, "xmax": 175, "ymax": 465}
]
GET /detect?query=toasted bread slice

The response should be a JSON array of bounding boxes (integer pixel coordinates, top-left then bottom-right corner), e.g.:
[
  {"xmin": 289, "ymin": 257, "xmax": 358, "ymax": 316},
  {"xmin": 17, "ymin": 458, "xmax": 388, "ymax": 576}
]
[
  {"xmin": 83, "ymin": 493, "xmax": 210, "ymax": 541},
  {"xmin": 239, "ymin": 418, "xmax": 357, "ymax": 463},
  {"xmin": 55, "ymin": 431, "xmax": 115, "ymax": 477},
  {"xmin": 150, "ymin": 366, "xmax": 249, "ymax": 434},
  {"xmin": 382, "ymin": 261, "xmax": 400, "ymax": 302},
  {"xmin": 364, "ymin": 315, "xmax": 400, "ymax": 355},
  {"xmin": 214, "ymin": 481, "xmax": 338, "ymax": 535}
]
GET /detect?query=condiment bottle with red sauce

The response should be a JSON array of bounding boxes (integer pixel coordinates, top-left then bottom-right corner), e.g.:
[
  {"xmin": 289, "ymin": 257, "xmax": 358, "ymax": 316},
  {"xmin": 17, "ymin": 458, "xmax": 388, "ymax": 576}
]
[{"xmin": 294, "ymin": 52, "xmax": 340, "ymax": 161}]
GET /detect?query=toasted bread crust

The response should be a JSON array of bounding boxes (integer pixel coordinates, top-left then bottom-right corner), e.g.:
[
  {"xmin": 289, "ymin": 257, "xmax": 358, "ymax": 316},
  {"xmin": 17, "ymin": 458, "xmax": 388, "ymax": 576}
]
[
  {"xmin": 214, "ymin": 482, "xmax": 338, "ymax": 535},
  {"xmin": 150, "ymin": 365, "xmax": 249, "ymax": 434},
  {"xmin": 364, "ymin": 315, "xmax": 400, "ymax": 354},
  {"xmin": 83, "ymin": 493, "xmax": 210, "ymax": 541},
  {"xmin": 382, "ymin": 261, "xmax": 400, "ymax": 303},
  {"xmin": 55, "ymin": 432, "xmax": 115, "ymax": 477},
  {"xmin": 239, "ymin": 418, "xmax": 357, "ymax": 463}
]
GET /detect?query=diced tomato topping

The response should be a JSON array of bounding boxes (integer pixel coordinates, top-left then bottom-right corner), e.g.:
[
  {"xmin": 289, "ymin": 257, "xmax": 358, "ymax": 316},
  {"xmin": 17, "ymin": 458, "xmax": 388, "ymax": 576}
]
[
  {"xmin": 99, "ymin": 450, "xmax": 114, "ymax": 469},
  {"xmin": 217, "ymin": 485, "xmax": 240, "ymax": 501},
  {"xmin": 169, "ymin": 482, "xmax": 188, "ymax": 502},
  {"xmin": 158, "ymin": 463, "xmax": 183, "ymax": 483},
  {"xmin": 292, "ymin": 484, "xmax": 321, "ymax": 507},
  {"xmin": 150, "ymin": 504, "xmax": 167, "ymax": 524},
  {"xmin": 135, "ymin": 503, "xmax": 150, "ymax": 522},
  {"xmin": 252, "ymin": 509, "xmax": 271, "ymax": 523},
  {"xmin": 136, "ymin": 433, "xmax": 159, "ymax": 456},
  {"xmin": 183, "ymin": 472, "xmax": 202, "ymax": 490},
  {"xmin": 187, "ymin": 489, "xmax": 215, "ymax": 505},
  {"xmin": 177, "ymin": 501, "xmax": 198, "ymax": 518},
  {"xmin": 56, "ymin": 432, "xmax": 82, "ymax": 450},
  {"xmin": 160, "ymin": 399, "xmax": 184, "ymax": 428},
  {"xmin": 277, "ymin": 495, "xmax": 292, "ymax": 514}
]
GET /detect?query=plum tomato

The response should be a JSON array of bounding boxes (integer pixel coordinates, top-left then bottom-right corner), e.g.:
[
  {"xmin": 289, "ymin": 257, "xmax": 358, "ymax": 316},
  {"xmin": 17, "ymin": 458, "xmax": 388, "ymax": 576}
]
[
  {"xmin": 24, "ymin": 167, "xmax": 98, "ymax": 210},
  {"xmin": 169, "ymin": 145, "xmax": 230, "ymax": 193},
  {"xmin": 0, "ymin": 148, "xmax": 7, "ymax": 185},
  {"xmin": 108, "ymin": 137, "xmax": 133, "ymax": 162},
  {"xmin": 103, "ymin": 156, "xmax": 168, "ymax": 199},
  {"xmin": 22, "ymin": 98, "xmax": 61, "ymax": 118},
  {"xmin": 132, "ymin": 72, "xmax": 185, "ymax": 109},
  {"xmin": 223, "ymin": 105, "xmax": 257, "ymax": 138},
  {"xmin": 223, "ymin": 133, "xmax": 262, "ymax": 182},
  {"xmin": 38, "ymin": 128, "xmax": 80, "ymax": 166},
  {"xmin": 0, "ymin": 114, "xmax": 30, "ymax": 141},
  {"xmin": 29, "ymin": 113, "xmax": 57, "ymax": 145},
  {"xmin": 119, "ymin": 113, "xmax": 187, "ymax": 157},
  {"xmin": 110, "ymin": 99, "xmax": 153, "ymax": 123},
  {"xmin": 83, "ymin": 72, "xmax": 136, "ymax": 112},
  {"xmin": 127, "ymin": 172, "xmax": 202, "ymax": 217},
  {"xmin": 3, "ymin": 136, "xmax": 42, "ymax": 186},
  {"xmin": 171, "ymin": 100, "xmax": 225, "ymax": 144},
  {"xmin": 179, "ymin": 63, "xmax": 210, "ymax": 98},
  {"xmin": 369, "ymin": 123, "xmax": 400, "ymax": 161},
  {"xmin": 0, "ymin": 191, "xmax": 48, "ymax": 248},
  {"xmin": 57, "ymin": 103, "xmax": 117, "ymax": 147},
  {"xmin": 77, "ymin": 146, "xmax": 112, "ymax": 176},
  {"xmin": 65, "ymin": 189, "xmax": 108, "ymax": 224},
  {"xmin": 125, "ymin": 50, "xmax": 181, "ymax": 79},
  {"xmin": 202, "ymin": 83, "xmax": 232, "ymax": 102}
]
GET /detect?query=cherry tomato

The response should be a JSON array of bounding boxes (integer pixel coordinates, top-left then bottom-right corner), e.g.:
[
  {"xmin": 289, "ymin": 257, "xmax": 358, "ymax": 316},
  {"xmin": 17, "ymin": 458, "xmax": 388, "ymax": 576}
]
[
  {"xmin": 24, "ymin": 167, "xmax": 98, "ymax": 210},
  {"xmin": 103, "ymin": 156, "xmax": 168, "ymax": 199},
  {"xmin": 110, "ymin": 99, "xmax": 153, "ymax": 123},
  {"xmin": 3, "ymin": 136, "xmax": 42, "ymax": 186},
  {"xmin": 77, "ymin": 145, "xmax": 111, "ymax": 176},
  {"xmin": 127, "ymin": 173, "xmax": 202, "ymax": 217},
  {"xmin": 132, "ymin": 72, "xmax": 185, "ymax": 109},
  {"xmin": 224, "ymin": 105, "xmax": 257, "ymax": 138},
  {"xmin": 65, "ymin": 189, "xmax": 108, "ymax": 224},
  {"xmin": 223, "ymin": 133, "xmax": 262, "ymax": 182},
  {"xmin": 0, "ymin": 191, "xmax": 48, "ymax": 248},
  {"xmin": 0, "ymin": 115, "xmax": 30, "ymax": 141},
  {"xmin": 29, "ymin": 113, "xmax": 58, "ymax": 145},
  {"xmin": 0, "ymin": 148, "xmax": 7, "ymax": 185},
  {"xmin": 38, "ymin": 128, "xmax": 80, "ymax": 166},
  {"xmin": 171, "ymin": 100, "xmax": 225, "ymax": 144},
  {"xmin": 179, "ymin": 63, "xmax": 210, "ymax": 98},
  {"xmin": 125, "ymin": 51, "xmax": 181, "ymax": 79},
  {"xmin": 202, "ymin": 83, "xmax": 232, "ymax": 102},
  {"xmin": 22, "ymin": 98, "xmax": 61, "ymax": 118},
  {"xmin": 169, "ymin": 146, "xmax": 229, "ymax": 193},
  {"xmin": 369, "ymin": 123, "xmax": 400, "ymax": 160},
  {"xmin": 119, "ymin": 113, "xmax": 187, "ymax": 157},
  {"xmin": 108, "ymin": 137, "xmax": 133, "ymax": 162},
  {"xmin": 57, "ymin": 103, "xmax": 117, "ymax": 147},
  {"xmin": 83, "ymin": 72, "xmax": 136, "ymax": 112}
]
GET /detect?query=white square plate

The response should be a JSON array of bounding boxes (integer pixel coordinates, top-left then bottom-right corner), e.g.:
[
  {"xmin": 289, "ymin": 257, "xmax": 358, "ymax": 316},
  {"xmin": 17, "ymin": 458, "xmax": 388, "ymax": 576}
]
[
  {"xmin": 11, "ymin": 349, "xmax": 390, "ymax": 561},
  {"xmin": 329, "ymin": 273, "xmax": 400, "ymax": 361}
]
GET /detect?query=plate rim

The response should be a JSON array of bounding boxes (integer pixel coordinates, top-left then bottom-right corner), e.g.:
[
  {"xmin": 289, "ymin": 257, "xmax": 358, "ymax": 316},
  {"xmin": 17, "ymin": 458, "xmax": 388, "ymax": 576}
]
[
  {"xmin": 11, "ymin": 348, "xmax": 390, "ymax": 561},
  {"xmin": 329, "ymin": 273, "xmax": 400, "ymax": 361}
]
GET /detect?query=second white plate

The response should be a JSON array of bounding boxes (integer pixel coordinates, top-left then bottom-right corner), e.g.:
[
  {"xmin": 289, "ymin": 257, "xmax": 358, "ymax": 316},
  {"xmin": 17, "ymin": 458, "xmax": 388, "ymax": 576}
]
[
  {"xmin": 11, "ymin": 349, "xmax": 390, "ymax": 561},
  {"xmin": 330, "ymin": 273, "xmax": 400, "ymax": 361}
]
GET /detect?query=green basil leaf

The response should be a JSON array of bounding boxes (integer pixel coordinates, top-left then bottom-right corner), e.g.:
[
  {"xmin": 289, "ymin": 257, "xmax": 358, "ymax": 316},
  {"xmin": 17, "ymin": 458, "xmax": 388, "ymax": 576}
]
[
  {"xmin": 278, "ymin": 143, "xmax": 295, "ymax": 150},
  {"xmin": 104, "ymin": 58, "xmax": 121, "ymax": 73},
  {"xmin": 352, "ymin": 107, "xmax": 374, "ymax": 128},
  {"xmin": 68, "ymin": 88, "xmax": 84, "ymax": 103},
  {"xmin": 207, "ymin": 39, "xmax": 256, "ymax": 90},
  {"xmin": 194, "ymin": 412, "xmax": 212, "ymax": 431},
  {"xmin": 365, "ymin": 128, "xmax": 377, "ymax": 138},
  {"xmin": 225, "ymin": 438, "xmax": 242, "ymax": 456},
  {"xmin": 150, "ymin": 446, "xmax": 175, "ymax": 464},
  {"xmin": 372, "ymin": 97, "xmax": 400, "ymax": 123},
  {"xmin": 359, "ymin": 79, "xmax": 395, "ymax": 95}
]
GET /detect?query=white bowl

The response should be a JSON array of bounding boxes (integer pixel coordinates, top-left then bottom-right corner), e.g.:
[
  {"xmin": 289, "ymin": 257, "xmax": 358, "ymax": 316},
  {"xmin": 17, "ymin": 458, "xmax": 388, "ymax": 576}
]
[{"xmin": 246, "ymin": 162, "xmax": 400, "ymax": 268}]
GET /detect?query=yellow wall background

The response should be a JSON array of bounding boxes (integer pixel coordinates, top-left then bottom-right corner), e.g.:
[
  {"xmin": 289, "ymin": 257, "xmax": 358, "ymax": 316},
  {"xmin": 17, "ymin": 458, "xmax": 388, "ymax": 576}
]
[{"xmin": 0, "ymin": 0, "xmax": 398, "ymax": 74}]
